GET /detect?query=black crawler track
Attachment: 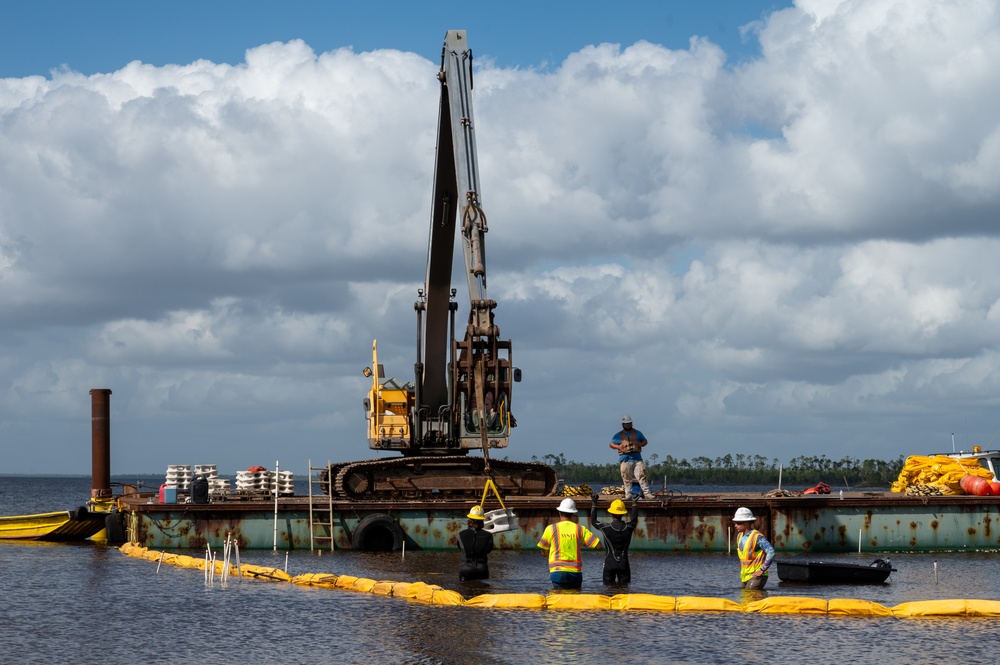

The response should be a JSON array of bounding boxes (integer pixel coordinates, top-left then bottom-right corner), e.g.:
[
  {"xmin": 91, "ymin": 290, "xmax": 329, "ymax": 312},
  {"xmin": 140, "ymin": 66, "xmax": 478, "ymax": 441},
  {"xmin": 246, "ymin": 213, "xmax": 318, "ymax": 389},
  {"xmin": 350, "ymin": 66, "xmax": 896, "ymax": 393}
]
[{"xmin": 318, "ymin": 456, "xmax": 557, "ymax": 500}]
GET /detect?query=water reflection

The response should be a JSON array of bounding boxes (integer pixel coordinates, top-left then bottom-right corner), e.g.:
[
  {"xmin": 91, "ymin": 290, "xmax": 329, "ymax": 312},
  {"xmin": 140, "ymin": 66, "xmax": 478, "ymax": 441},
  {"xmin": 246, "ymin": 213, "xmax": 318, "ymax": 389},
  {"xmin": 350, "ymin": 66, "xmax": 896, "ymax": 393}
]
[{"xmin": 4, "ymin": 477, "xmax": 1000, "ymax": 664}]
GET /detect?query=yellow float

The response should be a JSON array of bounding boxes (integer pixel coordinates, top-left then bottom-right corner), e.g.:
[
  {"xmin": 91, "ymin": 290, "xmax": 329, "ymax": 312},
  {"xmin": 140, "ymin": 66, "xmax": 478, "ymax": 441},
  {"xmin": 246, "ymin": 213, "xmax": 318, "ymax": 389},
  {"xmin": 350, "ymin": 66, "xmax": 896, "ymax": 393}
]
[{"xmin": 119, "ymin": 543, "xmax": 1000, "ymax": 618}]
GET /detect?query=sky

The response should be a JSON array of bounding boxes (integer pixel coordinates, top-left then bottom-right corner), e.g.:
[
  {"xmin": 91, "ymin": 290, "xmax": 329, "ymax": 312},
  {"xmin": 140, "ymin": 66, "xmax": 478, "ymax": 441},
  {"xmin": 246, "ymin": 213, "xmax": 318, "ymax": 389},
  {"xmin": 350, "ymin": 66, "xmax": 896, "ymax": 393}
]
[{"xmin": 2, "ymin": 0, "xmax": 1000, "ymax": 477}]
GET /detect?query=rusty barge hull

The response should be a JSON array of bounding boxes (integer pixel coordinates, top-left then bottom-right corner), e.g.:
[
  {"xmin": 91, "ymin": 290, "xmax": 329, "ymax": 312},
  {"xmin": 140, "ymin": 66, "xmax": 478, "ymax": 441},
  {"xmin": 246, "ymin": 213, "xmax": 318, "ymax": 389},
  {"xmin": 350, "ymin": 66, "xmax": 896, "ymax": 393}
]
[{"xmin": 118, "ymin": 491, "xmax": 1000, "ymax": 552}]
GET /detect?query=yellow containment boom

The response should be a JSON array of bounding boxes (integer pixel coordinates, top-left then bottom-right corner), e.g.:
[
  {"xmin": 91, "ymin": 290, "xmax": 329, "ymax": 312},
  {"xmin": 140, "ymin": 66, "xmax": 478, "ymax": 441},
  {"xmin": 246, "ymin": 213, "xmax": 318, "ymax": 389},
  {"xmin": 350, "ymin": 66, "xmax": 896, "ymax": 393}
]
[{"xmin": 120, "ymin": 544, "xmax": 1000, "ymax": 618}]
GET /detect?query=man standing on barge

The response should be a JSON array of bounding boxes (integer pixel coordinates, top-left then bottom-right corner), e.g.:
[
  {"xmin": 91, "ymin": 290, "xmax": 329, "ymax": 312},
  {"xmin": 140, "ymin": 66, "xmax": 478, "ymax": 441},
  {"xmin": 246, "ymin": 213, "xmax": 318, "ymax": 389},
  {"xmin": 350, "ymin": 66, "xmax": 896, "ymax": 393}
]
[{"xmin": 611, "ymin": 414, "xmax": 655, "ymax": 499}]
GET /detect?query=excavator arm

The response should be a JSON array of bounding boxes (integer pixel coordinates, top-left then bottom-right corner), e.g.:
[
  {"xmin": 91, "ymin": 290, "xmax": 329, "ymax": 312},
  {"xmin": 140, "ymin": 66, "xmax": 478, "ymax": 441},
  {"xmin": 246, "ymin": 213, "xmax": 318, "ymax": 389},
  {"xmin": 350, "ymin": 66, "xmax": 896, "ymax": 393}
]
[
  {"xmin": 414, "ymin": 29, "xmax": 516, "ymax": 455},
  {"xmin": 363, "ymin": 30, "xmax": 521, "ymax": 458},
  {"xmin": 346, "ymin": 31, "xmax": 554, "ymax": 499}
]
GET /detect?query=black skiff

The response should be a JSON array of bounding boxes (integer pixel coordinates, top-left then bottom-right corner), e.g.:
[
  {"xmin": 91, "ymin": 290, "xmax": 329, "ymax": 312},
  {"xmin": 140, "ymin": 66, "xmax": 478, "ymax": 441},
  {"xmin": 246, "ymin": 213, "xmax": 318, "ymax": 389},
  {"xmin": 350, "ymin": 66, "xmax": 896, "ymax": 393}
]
[{"xmin": 775, "ymin": 558, "xmax": 897, "ymax": 584}]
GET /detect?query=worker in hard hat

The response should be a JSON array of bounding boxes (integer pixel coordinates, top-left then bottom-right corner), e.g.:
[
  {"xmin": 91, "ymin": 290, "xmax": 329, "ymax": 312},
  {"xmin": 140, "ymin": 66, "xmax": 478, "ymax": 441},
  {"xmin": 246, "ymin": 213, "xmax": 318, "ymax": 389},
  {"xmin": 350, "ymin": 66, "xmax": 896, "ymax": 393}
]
[
  {"xmin": 590, "ymin": 494, "xmax": 640, "ymax": 584},
  {"xmin": 611, "ymin": 414, "xmax": 655, "ymax": 499},
  {"xmin": 732, "ymin": 507, "xmax": 775, "ymax": 589},
  {"xmin": 536, "ymin": 498, "xmax": 602, "ymax": 589},
  {"xmin": 457, "ymin": 505, "xmax": 494, "ymax": 581}
]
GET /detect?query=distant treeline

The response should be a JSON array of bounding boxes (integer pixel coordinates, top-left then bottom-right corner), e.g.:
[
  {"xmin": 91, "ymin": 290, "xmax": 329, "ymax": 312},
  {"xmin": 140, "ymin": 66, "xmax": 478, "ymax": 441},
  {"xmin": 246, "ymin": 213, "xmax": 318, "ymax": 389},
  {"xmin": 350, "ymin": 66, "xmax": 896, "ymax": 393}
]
[{"xmin": 528, "ymin": 453, "xmax": 906, "ymax": 488}]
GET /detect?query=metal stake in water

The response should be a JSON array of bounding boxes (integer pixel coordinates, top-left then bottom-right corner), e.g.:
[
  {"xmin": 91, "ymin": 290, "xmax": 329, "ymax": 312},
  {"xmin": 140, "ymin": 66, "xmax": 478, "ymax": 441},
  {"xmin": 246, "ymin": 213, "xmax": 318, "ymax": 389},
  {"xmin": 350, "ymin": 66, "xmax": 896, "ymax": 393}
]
[
  {"xmin": 727, "ymin": 526, "xmax": 732, "ymax": 555},
  {"xmin": 934, "ymin": 560, "xmax": 938, "ymax": 584},
  {"xmin": 858, "ymin": 528, "xmax": 862, "ymax": 554},
  {"xmin": 284, "ymin": 551, "xmax": 289, "ymax": 572},
  {"xmin": 402, "ymin": 540, "xmax": 406, "ymax": 559},
  {"xmin": 273, "ymin": 459, "xmax": 280, "ymax": 552}
]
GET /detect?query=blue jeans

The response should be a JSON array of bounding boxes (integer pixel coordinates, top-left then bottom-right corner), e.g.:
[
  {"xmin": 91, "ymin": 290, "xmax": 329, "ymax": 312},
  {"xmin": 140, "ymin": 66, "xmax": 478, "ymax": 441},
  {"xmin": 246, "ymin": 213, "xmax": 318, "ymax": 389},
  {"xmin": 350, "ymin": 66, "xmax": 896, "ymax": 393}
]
[{"xmin": 550, "ymin": 571, "xmax": 583, "ymax": 589}]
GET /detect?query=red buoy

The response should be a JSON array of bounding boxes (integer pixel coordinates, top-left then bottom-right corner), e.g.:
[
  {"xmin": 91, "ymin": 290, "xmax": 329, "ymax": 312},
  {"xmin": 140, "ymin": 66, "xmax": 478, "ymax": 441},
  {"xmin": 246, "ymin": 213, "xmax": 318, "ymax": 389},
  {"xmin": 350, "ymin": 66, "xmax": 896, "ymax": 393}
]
[
  {"xmin": 960, "ymin": 475, "xmax": 991, "ymax": 496},
  {"xmin": 990, "ymin": 481, "xmax": 1000, "ymax": 496}
]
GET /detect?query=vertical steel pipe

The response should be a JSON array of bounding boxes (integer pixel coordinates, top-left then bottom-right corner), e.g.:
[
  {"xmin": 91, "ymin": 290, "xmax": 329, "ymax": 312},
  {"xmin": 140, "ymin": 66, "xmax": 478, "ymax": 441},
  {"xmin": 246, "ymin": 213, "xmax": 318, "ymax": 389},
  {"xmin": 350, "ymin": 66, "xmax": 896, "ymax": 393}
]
[{"xmin": 90, "ymin": 388, "xmax": 112, "ymax": 499}]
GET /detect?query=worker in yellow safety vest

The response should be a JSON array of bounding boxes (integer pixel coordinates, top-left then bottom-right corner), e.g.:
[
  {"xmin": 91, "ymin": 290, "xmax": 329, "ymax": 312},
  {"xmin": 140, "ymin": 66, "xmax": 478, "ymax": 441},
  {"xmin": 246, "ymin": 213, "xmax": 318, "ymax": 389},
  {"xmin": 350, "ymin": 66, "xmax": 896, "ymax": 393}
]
[
  {"xmin": 536, "ymin": 498, "xmax": 602, "ymax": 589},
  {"xmin": 732, "ymin": 506, "xmax": 775, "ymax": 589}
]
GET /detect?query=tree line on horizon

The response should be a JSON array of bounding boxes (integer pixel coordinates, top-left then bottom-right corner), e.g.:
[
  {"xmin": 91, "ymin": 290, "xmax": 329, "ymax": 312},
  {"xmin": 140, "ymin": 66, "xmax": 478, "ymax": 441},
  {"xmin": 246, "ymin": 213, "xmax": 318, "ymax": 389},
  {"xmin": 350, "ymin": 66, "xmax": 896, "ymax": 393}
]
[{"xmin": 529, "ymin": 452, "xmax": 906, "ymax": 488}]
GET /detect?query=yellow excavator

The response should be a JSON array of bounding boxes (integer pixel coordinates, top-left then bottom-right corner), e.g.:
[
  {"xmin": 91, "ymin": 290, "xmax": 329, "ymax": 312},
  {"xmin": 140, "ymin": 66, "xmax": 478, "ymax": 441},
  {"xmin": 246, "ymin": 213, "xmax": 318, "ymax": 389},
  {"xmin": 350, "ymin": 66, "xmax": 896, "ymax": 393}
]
[{"xmin": 322, "ymin": 30, "xmax": 556, "ymax": 500}]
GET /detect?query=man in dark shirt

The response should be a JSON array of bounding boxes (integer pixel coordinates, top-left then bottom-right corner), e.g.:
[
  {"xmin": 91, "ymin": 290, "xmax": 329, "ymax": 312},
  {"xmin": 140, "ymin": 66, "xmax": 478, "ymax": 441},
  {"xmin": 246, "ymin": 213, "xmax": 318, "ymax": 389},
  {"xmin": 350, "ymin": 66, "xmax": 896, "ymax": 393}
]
[
  {"xmin": 590, "ymin": 494, "xmax": 640, "ymax": 584},
  {"xmin": 457, "ymin": 505, "xmax": 494, "ymax": 581}
]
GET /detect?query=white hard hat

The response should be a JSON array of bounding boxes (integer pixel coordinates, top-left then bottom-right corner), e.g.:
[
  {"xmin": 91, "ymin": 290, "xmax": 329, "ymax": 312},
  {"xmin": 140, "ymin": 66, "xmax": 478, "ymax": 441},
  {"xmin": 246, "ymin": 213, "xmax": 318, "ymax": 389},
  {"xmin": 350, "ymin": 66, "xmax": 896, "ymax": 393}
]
[
  {"xmin": 557, "ymin": 498, "xmax": 578, "ymax": 514},
  {"xmin": 621, "ymin": 414, "xmax": 632, "ymax": 424},
  {"xmin": 732, "ymin": 507, "xmax": 755, "ymax": 522}
]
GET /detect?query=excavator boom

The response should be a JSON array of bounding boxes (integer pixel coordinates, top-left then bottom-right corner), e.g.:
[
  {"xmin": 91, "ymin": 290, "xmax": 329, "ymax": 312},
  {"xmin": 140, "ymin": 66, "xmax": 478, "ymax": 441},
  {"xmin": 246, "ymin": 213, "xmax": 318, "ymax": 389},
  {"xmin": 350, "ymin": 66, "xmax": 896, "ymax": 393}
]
[{"xmin": 348, "ymin": 30, "xmax": 554, "ymax": 500}]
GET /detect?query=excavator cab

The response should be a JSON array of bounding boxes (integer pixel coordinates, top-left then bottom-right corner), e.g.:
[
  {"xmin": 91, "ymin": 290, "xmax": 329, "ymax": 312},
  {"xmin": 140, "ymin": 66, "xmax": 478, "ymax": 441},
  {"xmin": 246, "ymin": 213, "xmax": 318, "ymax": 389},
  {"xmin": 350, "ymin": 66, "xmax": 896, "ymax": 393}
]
[{"xmin": 363, "ymin": 340, "xmax": 414, "ymax": 450}]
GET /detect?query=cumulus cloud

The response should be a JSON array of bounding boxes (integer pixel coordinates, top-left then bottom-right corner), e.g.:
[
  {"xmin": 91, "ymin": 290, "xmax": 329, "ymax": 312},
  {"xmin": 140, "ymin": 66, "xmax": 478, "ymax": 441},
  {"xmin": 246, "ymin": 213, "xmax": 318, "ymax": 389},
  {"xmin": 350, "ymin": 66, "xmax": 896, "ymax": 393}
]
[{"xmin": 2, "ymin": 0, "xmax": 999, "ymax": 473}]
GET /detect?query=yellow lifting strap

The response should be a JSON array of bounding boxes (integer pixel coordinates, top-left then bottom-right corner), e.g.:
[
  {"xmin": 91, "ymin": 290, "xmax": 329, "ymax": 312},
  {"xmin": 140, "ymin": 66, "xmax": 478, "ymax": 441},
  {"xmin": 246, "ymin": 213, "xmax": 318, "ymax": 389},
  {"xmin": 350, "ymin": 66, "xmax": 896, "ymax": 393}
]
[
  {"xmin": 477, "ymin": 478, "xmax": 516, "ymax": 534},
  {"xmin": 478, "ymin": 477, "xmax": 507, "ymax": 510}
]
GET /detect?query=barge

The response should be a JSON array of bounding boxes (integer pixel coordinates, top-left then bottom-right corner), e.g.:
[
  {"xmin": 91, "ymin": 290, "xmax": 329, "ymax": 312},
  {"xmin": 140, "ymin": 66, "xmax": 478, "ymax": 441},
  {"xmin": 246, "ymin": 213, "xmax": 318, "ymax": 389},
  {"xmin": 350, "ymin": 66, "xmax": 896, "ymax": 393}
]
[
  {"xmin": 117, "ymin": 488, "xmax": 1000, "ymax": 553},
  {"xmin": 56, "ymin": 388, "xmax": 1000, "ymax": 554}
]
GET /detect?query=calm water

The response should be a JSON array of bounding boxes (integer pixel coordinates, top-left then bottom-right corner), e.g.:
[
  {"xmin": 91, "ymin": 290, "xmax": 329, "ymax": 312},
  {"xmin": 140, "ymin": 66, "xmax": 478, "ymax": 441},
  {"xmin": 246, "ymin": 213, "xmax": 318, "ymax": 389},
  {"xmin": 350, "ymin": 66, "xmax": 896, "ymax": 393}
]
[{"xmin": 2, "ymin": 476, "xmax": 999, "ymax": 664}]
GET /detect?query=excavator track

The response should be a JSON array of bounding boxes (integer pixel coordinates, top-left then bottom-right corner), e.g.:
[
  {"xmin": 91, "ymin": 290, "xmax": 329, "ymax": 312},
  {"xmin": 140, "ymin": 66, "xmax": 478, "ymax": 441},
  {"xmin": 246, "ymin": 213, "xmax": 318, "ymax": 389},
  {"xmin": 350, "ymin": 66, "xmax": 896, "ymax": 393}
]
[{"xmin": 322, "ymin": 456, "xmax": 557, "ymax": 501}]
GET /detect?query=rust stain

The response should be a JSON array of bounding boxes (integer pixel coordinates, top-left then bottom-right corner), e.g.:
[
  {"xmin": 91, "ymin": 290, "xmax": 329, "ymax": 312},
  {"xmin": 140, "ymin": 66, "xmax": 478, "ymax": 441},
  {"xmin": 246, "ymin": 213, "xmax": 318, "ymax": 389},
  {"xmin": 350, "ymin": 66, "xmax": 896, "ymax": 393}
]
[
  {"xmin": 863, "ymin": 511, "xmax": 873, "ymax": 529},
  {"xmin": 984, "ymin": 515, "xmax": 992, "ymax": 538},
  {"xmin": 909, "ymin": 521, "xmax": 918, "ymax": 529},
  {"xmin": 930, "ymin": 520, "xmax": 939, "ymax": 530},
  {"xmin": 644, "ymin": 512, "xmax": 718, "ymax": 546},
  {"xmin": 967, "ymin": 527, "xmax": 977, "ymax": 536}
]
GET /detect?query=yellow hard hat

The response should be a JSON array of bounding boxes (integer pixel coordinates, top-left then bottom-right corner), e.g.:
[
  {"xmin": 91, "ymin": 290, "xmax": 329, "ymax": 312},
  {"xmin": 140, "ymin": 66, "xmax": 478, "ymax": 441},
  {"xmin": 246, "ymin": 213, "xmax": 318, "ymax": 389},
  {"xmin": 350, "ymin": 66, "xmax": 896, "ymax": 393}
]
[
  {"xmin": 467, "ymin": 505, "xmax": 485, "ymax": 520},
  {"xmin": 608, "ymin": 499, "xmax": 628, "ymax": 515}
]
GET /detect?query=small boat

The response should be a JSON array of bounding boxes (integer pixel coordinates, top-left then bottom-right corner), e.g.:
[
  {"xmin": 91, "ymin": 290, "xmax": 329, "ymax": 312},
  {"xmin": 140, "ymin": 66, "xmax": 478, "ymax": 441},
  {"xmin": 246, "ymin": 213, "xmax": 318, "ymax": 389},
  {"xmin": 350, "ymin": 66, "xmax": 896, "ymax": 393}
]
[
  {"xmin": 775, "ymin": 558, "xmax": 897, "ymax": 584},
  {"xmin": 0, "ymin": 506, "xmax": 108, "ymax": 541},
  {"xmin": 937, "ymin": 446, "xmax": 1000, "ymax": 481}
]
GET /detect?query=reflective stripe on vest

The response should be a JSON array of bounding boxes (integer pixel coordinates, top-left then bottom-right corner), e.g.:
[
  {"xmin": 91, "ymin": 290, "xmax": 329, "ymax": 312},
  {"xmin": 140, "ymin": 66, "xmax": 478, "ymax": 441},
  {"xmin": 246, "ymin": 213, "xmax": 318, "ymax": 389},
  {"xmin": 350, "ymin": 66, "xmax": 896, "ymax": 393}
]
[{"xmin": 737, "ymin": 529, "xmax": 767, "ymax": 583}]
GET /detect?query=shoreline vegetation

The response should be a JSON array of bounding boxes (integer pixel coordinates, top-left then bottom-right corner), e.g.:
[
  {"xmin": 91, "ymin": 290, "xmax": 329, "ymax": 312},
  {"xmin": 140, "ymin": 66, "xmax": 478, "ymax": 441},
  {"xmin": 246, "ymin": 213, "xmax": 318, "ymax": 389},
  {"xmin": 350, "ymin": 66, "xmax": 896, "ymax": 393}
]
[
  {"xmin": 3, "ymin": 453, "xmax": 907, "ymax": 488},
  {"xmin": 530, "ymin": 453, "xmax": 906, "ymax": 488}
]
